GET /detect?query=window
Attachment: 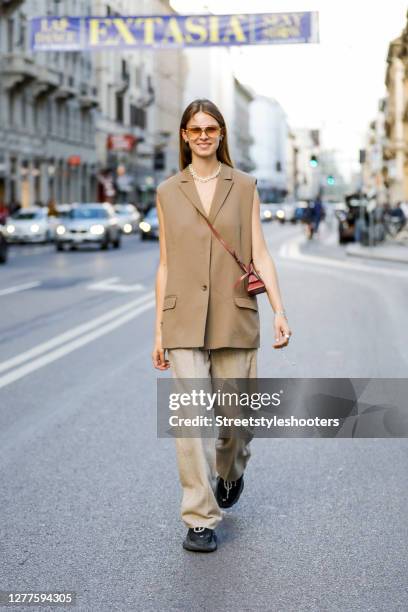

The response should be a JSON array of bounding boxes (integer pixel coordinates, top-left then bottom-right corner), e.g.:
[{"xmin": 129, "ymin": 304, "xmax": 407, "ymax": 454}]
[
  {"xmin": 47, "ymin": 99, "xmax": 52, "ymax": 132},
  {"xmin": 18, "ymin": 13, "xmax": 27, "ymax": 51},
  {"xmin": 116, "ymin": 93, "xmax": 124, "ymax": 123},
  {"xmin": 130, "ymin": 104, "xmax": 146, "ymax": 129},
  {"xmin": 135, "ymin": 66, "xmax": 141, "ymax": 87},
  {"xmin": 8, "ymin": 91, "xmax": 15, "ymax": 126},
  {"xmin": 121, "ymin": 59, "xmax": 129, "ymax": 81},
  {"xmin": 21, "ymin": 92, "xmax": 27, "ymax": 126},
  {"xmin": 33, "ymin": 101, "xmax": 38, "ymax": 129},
  {"xmin": 7, "ymin": 19, "xmax": 14, "ymax": 53},
  {"xmin": 65, "ymin": 104, "xmax": 70, "ymax": 137}
]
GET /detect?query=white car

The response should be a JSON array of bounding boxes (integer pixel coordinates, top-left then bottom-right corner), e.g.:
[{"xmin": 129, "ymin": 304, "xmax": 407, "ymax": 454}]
[
  {"xmin": 114, "ymin": 204, "xmax": 140, "ymax": 234},
  {"xmin": 5, "ymin": 207, "xmax": 54, "ymax": 243},
  {"xmin": 276, "ymin": 203, "xmax": 296, "ymax": 224},
  {"xmin": 260, "ymin": 203, "xmax": 280, "ymax": 222}
]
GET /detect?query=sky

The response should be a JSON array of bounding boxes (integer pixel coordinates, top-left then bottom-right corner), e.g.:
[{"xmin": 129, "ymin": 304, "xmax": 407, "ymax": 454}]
[{"xmin": 170, "ymin": 0, "xmax": 408, "ymax": 180}]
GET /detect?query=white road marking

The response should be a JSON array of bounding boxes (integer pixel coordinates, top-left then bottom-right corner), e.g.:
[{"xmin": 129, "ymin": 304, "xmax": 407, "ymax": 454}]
[
  {"xmin": 87, "ymin": 277, "xmax": 145, "ymax": 293},
  {"xmin": 0, "ymin": 281, "xmax": 41, "ymax": 297},
  {"xmin": 0, "ymin": 291, "xmax": 155, "ymax": 376},
  {"xmin": 278, "ymin": 234, "xmax": 408, "ymax": 279},
  {"xmin": 0, "ymin": 295, "xmax": 155, "ymax": 390}
]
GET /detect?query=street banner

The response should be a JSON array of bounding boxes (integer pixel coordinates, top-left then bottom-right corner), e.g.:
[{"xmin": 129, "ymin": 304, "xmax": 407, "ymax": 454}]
[{"xmin": 30, "ymin": 12, "xmax": 319, "ymax": 51}]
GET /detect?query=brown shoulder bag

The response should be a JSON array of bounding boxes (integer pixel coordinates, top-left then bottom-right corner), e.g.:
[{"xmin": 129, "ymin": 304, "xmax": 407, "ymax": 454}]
[{"xmin": 204, "ymin": 217, "xmax": 266, "ymax": 297}]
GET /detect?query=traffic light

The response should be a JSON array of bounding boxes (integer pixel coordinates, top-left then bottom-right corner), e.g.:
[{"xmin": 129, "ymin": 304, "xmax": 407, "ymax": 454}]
[
  {"xmin": 309, "ymin": 155, "xmax": 318, "ymax": 168},
  {"xmin": 327, "ymin": 175, "xmax": 335, "ymax": 186}
]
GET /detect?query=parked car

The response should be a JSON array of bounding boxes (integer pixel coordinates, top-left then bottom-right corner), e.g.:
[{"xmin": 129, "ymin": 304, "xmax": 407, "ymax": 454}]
[
  {"xmin": 260, "ymin": 202, "xmax": 280, "ymax": 222},
  {"xmin": 335, "ymin": 195, "xmax": 367, "ymax": 244},
  {"xmin": 139, "ymin": 206, "xmax": 159, "ymax": 240},
  {"xmin": 5, "ymin": 207, "xmax": 54, "ymax": 243},
  {"xmin": 0, "ymin": 224, "xmax": 8, "ymax": 264},
  {"xmin": 114, "ymin": 204, "xmax": 140, "ymax": 234},
  {"xmin": 55, "ymin": 203, "xmax": 121, "ymax": 251}
]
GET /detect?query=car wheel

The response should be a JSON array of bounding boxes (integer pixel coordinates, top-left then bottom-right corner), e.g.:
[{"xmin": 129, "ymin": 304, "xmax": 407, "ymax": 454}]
[
  {"xmin": 0, "ymin": 240, "xmax": 8, "ymax": 264},
  {"xmin": 113, "ymin": 234, "xmax": 121, "ymax": 248},
  {"xmin": 56, "ymin": 242, "xmax": 64, "ymax": 252},
  {"xmin": 140, "ymin": 233, "xmax": 146, "ymax": 241},
  {"xmin": 100, "ymin": 236, "xmax": 109, "ymax": 250}
]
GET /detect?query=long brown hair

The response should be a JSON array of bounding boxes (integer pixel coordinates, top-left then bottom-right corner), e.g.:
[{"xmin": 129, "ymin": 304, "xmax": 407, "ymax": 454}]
[{"xmin": 179, "ymin": 99, "xmax": 234, "ymax": 170}]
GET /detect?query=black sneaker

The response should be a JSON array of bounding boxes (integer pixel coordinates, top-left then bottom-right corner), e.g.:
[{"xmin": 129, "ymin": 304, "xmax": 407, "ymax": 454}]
[
  {"xmin": 216, "ymin": 475, "xmax": 244, "ymax": 508},
  {"xmin": 183, "ymin": 527, "xmax": 217, "ymax": 552}
]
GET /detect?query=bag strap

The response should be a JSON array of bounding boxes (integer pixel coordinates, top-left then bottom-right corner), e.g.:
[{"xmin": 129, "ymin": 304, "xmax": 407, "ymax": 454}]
[
  {"xmin": 203, "ymin": 217, "xmax": 261, "ymax": 289},
  {"xmin": 203, "ymin": 217, "xmax": 248, "ymax": 274}
]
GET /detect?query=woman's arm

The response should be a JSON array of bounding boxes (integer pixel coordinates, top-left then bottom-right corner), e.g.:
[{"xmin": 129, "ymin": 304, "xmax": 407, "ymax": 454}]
[
  {"xmin": 152, "ymin": 192, "xmax": 170, "ymax": 370},
  {"xmin": 251, "ymin": 186, "xmax": 292, "ymax": 349}
]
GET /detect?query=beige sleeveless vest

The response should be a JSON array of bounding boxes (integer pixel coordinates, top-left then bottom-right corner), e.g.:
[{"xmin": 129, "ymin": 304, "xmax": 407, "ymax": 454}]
[{"xmin": 157, "ymin": 161, "xmax": 260, "ymax": 350}]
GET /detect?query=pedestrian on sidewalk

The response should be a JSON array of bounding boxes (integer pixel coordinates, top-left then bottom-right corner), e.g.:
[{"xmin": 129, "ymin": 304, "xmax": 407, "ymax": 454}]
[
  {"xmin": 152, "ymin": 98, "xmax": 291, "ymax": 553},
  {"xmin": 312, "ymin": 194, "xmax": 324, "ymax": 235}
]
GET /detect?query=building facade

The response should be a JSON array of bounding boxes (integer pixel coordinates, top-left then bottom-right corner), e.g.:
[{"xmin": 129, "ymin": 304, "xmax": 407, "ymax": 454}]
[
  {"xmin": 362, "ymin": 99, "xmax": 387, "ymax": 203},
  {"xmin": 291, "ymin": 128, "xmax": 321, "ymax": 200},
  {"xmin": 382, "ymin": 13, "xmax": 408, "ymax": 205},
  {"xmin": 250, "ymin": 95, "xmax": 289, "ymax": 202},
  {"xmin": 93, "ymin": 0, "xmax": 186, "ymax": 207},
  {"xmin": 383, "ymin": 35, "xmax": 407, "ymax": 203},
  {"xmin": 0, "ymin": 0, "xmax": 98, "ymax": 209}
]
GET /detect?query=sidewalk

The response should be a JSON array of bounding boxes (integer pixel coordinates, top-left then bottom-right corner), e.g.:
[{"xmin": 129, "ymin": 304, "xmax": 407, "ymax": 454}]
[{"xmin": 345, "ymin": 236, "xmax": 408, "ymax": 264}]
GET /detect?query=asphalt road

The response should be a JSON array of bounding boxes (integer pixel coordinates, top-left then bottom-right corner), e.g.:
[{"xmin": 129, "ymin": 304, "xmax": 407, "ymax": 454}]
[{"xmin": 0, "ymin": 221, "xmax": 407, "ymax": 611}]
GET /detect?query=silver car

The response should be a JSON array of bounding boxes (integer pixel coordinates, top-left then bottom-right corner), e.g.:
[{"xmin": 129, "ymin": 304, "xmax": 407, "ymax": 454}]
[
  {"xmin": 5, "ymin": 207, "xmax": 54, "ymax": 243},
  {"xmin": 55, "ymin": 203, "xmax": 122, "ymax": 251},
  {"xmin": 114, "ymin": 204, "xmax": 140, "ymax": 235}
]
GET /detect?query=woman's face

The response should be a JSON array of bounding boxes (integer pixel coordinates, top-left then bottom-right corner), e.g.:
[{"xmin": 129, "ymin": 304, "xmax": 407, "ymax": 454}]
[{"xmin": 182, "ymin": 111, "xmax": 223, "ymax": 160}]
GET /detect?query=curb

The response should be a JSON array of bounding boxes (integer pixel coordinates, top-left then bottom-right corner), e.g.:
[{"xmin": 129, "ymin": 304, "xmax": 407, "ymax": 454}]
[{"xmin": 345, "ymin": 244, "xmax": 408, "ymax": 265}]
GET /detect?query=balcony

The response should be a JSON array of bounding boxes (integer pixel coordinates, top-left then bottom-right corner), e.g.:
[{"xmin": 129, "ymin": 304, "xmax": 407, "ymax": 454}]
[
  {"xmin": 0, "ymin": 53, "xmax": 37, "ymax": 89},
  {"xmin": 54, "ymin": 75, "xmax": 77, "ymax": 100},
  {"xmin": 30, "ymin": 66, "xmax": 60, "ymax": 99},
  {"xmin": 79, "ymin": 84, "xmax": 99, "ymax": 109},
  {"xmin": 113, "ymin": 71, "xmax": 130, "ymax": 95}
]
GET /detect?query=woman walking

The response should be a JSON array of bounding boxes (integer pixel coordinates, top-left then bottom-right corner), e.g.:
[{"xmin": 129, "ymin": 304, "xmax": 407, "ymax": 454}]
[{"xmin": 152, "ymin": 99, "xmax": 291, "ymax": 552}]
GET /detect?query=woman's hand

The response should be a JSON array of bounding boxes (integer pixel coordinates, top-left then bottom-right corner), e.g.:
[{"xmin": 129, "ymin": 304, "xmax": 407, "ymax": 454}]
[
  {"xmin": 273, "ymin": 314, "xmax": 292, "ymax": 349},
  {"xmin": 152, "ymin": 335, "xmax": 170, "ymax": 370}
]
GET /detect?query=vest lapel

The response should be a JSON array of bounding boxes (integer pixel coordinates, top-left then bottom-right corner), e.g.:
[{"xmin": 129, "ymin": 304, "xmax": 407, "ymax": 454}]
[{"xmin": 178, "ymin": 162, "xmax": 234, "ymax": 224}]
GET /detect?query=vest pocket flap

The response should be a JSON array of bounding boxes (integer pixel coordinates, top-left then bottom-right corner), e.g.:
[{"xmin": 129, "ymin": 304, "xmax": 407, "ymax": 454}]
[
  {"xmin": 234, "ymin": 296, "xmax": 258, "ymax": 311},
  {"xmin": 163, "ymin": 295, "xmax": 177, "ymax": 310}
]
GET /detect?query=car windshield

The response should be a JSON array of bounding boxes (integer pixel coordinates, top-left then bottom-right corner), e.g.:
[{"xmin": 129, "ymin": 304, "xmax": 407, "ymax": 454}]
[
  {"xmin": 12, "ymin": 211, "xmax": 43, "ymax": 220},
  {"xmin": 115, "ymin": 206, "xmax": 133, "ymax": 215},
  {"xmin": 69, "ymin": 208, "xmax": 108, "ymax": 219},
  {"xmin": 56, "ymin": 209, "xmax": 72, "ymax": 218}
]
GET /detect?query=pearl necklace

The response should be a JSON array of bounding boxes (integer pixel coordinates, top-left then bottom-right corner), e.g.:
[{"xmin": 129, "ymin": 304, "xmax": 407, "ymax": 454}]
[{"xmin": 188, "ymin": 161, "xmax": 221, "ymax": 182}]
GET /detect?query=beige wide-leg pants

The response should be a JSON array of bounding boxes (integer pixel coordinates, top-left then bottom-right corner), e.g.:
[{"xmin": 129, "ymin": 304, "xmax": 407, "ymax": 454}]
[{"xmin": 167, "ymin": 347, "xmax": 258, "ymax": 530}]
